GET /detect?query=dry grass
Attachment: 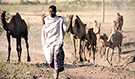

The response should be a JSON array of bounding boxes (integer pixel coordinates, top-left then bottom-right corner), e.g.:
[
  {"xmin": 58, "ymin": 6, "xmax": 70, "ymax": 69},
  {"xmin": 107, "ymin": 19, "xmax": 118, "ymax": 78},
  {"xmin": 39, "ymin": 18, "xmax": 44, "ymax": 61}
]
[
  {"xmin": 0, "ymin": 61, "xmax": 53, "ymax": 79},
  {"xmin": 0, "ymin": 3, "xmax": 135, "ymax": 79}
]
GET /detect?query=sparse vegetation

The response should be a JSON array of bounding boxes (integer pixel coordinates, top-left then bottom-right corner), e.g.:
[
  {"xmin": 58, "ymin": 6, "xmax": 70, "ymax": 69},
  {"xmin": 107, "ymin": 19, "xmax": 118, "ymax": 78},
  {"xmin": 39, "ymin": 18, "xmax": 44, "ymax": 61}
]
[
  {"xmin": 0, "ymin": 61, "xmax": 71, "ymax": 79},
  {"xmin": 0, "ymin": 62, "xmax": 53, "ymax": 79}
]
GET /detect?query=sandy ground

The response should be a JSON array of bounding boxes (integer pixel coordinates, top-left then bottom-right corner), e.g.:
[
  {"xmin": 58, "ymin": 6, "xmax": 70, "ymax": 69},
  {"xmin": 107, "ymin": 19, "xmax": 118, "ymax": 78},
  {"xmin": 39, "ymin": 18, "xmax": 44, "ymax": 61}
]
[{"xmin": 0, "ymin": 7, "xmax": 135, "ymax": 79}]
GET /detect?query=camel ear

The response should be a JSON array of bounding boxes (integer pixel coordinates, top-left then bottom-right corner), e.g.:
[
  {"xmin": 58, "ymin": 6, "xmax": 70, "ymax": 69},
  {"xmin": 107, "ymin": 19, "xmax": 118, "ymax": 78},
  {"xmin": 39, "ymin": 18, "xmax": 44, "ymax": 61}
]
[
  {"xmin": 76, "ymin": 15, "xmax": 79, "ymax": 18},
  {"xmin": 69, "ymin": 15, "xmax": 73, "ymax": 19},
  {"xmin": 16, "ymin": 12, "xmax": 19, "ymax": 14}
]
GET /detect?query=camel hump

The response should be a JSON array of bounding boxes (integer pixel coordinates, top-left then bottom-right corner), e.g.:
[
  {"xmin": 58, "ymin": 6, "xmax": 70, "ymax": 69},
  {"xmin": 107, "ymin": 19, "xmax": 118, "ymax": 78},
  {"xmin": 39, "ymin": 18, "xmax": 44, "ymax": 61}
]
[
  {"xmin": 110, "ymin": 31, "xmax": 123, "ymax": 45},
  {"xmin": 11, "ymin": 12, "xmax": 27, "ymax": 34},
  {"xmin": 72, "ymin": 15, "xmax": 86, "ymax": 39},
  {"xmin": 86, "ymin": 28, "xmax": 97, "ymax": 43}
]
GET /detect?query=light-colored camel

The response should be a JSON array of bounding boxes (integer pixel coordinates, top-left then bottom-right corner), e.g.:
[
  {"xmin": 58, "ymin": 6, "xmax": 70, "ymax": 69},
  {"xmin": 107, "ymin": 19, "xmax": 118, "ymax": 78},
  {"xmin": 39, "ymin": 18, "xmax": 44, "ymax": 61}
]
[{"xmin": 100, "ymin": 29, "xmax": 123, "ymax": 65}]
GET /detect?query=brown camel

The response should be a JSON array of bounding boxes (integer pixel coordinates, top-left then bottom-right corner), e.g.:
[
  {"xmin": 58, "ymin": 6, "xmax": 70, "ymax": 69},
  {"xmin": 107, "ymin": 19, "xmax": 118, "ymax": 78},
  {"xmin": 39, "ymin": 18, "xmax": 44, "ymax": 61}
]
[
  {"xmin": 67, "ymin": 15, "xmax": 86, "ymax": 63},
  {"xmin": 1, "ymin": 11, "xmax": 31, "ymax": 62},
  {"xmin": 85, "ymin": 28, "xmax": 97, "ymax": 64}
]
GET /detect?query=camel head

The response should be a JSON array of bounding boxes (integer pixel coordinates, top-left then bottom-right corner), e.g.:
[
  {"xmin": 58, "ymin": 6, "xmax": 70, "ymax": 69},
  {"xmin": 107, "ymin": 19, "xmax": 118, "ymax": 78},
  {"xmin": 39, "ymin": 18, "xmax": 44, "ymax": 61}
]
[
  {"xmin": 100, "ymin": 33, "xmax": 108, "ymax": 42},
  {"xmin": 67, "ymin": 15, "xmax": 74, "ymax": 33},
  {"xmin": 1, "ymin": 11, "xmax": 8, "ymax": 31},
  {"xmin": 1, "ymin": 11, "xmax": 6, "ymax": 20},
  {"xmin": 69, "ymin": 15, "xmax": 73, "ymax": 20},
  {"xmin": 88, "ymin": 28, "xmax": 93, "ymax": 33},
  {"xmin": 75, "ymin": 15, "xmax": 86, "ymax": 27},
  {"xmin": 100, "ymin": 33, "xmax": 112, "ymax": 47},
  {"xmin": 16, "ymin": 12, "xmax": 21, "ymax": 18},
  {"xmin": 1, "ymin": 10, "xmax": 6, "ymax": 15}
]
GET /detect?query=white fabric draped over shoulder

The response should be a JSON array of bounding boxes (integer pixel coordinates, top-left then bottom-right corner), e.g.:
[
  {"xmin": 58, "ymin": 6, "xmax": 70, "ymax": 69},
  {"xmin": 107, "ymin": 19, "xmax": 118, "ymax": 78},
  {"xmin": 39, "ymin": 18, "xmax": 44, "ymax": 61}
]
[{"xmin": 41, "ymin": 15, "xmax": 67, "ymax": 64}]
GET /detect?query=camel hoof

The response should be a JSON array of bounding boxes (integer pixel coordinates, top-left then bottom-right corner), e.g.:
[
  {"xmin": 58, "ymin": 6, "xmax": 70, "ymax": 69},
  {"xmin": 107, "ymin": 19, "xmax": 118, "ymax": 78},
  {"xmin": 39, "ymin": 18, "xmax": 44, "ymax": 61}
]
[
  {"xmin": 72, "ymin": 59, "xmax": 78, "ymax": 64},
  {"xmin": 7, "ymin": 59, "xmax": 10, "ymax": 63},
  {"xmin": 72, "ymin": 61, "xmax": 77, "ymax": 64},
  {"xmin": 84, "ymin": 58, "xmax": 87, "ymax": 61},
  {"xmin": 80, "ymin": 58, "xmax": 84, "ymax": 62},
  {"xmin": 88, "ymin": 60, "xmax": 90, "ymax": 63},
  {"xmin": 18, "ymin": 59, "xmax": 21, "ymax": 62},
  {"xmin": 27, "ymin": 57, "xmax": 31, "ymax": 62},
  {"xmin": 110, "ymin": 63, "xmax": 113, "ymax": 66}
]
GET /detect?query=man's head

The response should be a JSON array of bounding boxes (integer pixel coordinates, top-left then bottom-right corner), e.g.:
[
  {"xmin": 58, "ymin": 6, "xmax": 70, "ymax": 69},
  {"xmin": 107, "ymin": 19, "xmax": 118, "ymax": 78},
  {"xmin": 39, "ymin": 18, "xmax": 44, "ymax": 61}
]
[{"xmin": 49, "ymin": 5, "xmax": 57, "ymax": 17}]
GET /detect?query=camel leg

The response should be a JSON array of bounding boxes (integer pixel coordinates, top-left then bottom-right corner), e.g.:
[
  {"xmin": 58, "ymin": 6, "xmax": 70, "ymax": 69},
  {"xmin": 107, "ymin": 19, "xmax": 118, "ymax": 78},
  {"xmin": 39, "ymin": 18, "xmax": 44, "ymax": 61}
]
[
  {"xmin": 120, "ymin": 24, "xmax": 122, "ymax": 31},
  {"xmin": 100, "ymin": 46, "xmax": 106, "ymax": 58},
  {"xmin": 106, "ymin": 47, "xmax": 111, "ymax": 65},
  {"xmin": 88, "ymin": 47, "xmax": 91, "ymax": 62},
  {"xmin": 110, "ymin": 48, "xmax": 114, "ymax": 66},
  {"xmin": 24, "ymin": 37, "xmax": 31, "ymax": 62},
  {"xmin": 82, "ymin": 41, "xmax": 86, "ymax": 61},
  {"xmin": 118, "ymin": 46, "xmax": 121, "ymax": 64},
  {"xmin": 103, "ymin": 47, "xmax": 106, "ymax": 57},
  {"xmin": 82, "ymin": 41, "xmax": 85, "ymax": 61},
  {"xmin": 73, "ymin": 38, "xmax": 77, "ymax": 62},
  {"xmin": 7, "ymin": 33, "xmax": 11, "ymax": 62},
  {"xmin": 83, "ymin": 42, "xmax": 87, "ymax": 61},
  {"xmin": 16, "ymin": 37, "xmax": 21, "ymax": 62},
  {"xmin": 79, "ymin": 39, "xmax": 83, "ymax": 62},
  {"xmin": 86, "ymin": 45, "xmax": 91, "ymax": 62},
  {"xmin": 19, "ymin": 39, "xmax": 22, "ymax": 62},
  {"xmin": 99, "ymin": 46, "xmax": 103, "ymax": 58},
  {"xmin": 92, "ymin": 46, "xmax": 96, "ymax": 64}
]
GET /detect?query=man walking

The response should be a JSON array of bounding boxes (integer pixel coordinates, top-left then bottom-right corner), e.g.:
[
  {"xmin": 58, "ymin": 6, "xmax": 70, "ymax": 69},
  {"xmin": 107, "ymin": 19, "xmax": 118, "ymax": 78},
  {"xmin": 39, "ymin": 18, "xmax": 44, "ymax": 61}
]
[{"xmin": 41, "ymin": 5, "xmax": 67, "ymax": 79}]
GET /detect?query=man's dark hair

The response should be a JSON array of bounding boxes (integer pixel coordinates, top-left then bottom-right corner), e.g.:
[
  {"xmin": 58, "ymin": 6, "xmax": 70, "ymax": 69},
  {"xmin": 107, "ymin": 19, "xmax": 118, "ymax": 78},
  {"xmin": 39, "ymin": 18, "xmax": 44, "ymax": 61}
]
[{"xmin": 49, "ymin": 5, "xmax": 57, "ymax": 12}]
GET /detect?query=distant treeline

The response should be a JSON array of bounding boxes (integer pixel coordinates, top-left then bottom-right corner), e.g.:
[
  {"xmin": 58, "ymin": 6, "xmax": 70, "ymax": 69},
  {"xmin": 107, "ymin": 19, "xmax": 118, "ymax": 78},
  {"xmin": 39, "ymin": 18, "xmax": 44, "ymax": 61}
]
[
  {"xmin": 0, "ymin": 0, "xmax": 134, "ymax": 5},
  {"xmin": 0, "ymin": 0, "xmax": 134, "ymax": 10}
]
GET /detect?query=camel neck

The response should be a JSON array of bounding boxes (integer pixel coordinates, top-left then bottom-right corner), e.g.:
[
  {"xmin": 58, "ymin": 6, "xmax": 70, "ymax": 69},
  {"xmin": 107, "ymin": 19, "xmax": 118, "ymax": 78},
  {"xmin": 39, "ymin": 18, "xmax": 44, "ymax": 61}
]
[
  {"xmin": 68, "ymin": 17, "xmax": 73, "ymax": 33},
  {"xmin": 1, "ymin": 13, "xmax": 8, "ymax": 31}
]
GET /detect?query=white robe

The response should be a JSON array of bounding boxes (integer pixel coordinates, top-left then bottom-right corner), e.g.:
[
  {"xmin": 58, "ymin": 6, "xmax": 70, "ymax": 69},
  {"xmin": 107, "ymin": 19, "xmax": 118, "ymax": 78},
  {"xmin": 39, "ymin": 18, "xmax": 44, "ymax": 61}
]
[{"xmin": 41, "ymin": 15, "xmax": 67, "ymax": 64}]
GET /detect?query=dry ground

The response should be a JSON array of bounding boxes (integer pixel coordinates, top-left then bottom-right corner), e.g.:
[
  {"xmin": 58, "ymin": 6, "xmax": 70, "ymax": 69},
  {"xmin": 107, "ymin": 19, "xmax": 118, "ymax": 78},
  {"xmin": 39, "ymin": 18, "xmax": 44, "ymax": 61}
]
[{"xmin": 0, "ymin": 4, "xmax": 135, "ymax": 79}]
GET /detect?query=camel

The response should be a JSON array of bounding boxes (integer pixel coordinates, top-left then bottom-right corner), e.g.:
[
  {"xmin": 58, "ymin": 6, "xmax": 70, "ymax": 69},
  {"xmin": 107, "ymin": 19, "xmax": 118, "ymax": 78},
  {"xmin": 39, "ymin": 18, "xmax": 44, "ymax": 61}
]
[
  {"xmin": 1, "ymin": 11, "xmax": 31, "ymax": 62},
  {"xmin": 100, "ymin": 29, "xmax": 123, "ymax": 65},
  {"xmin": 67, "ymin": 15, "xmax": 86, "ymax": 63},
  {"xmin": 99, "ymin": 33, "xmax": 108, "ymax": 58},
  {"xmin": 85, "ymin": 28, "xmax": 97, "ymax": 64},
  {"xmin": 99, "ymin": 21, "xmax": 118, "ymax": 58}
]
